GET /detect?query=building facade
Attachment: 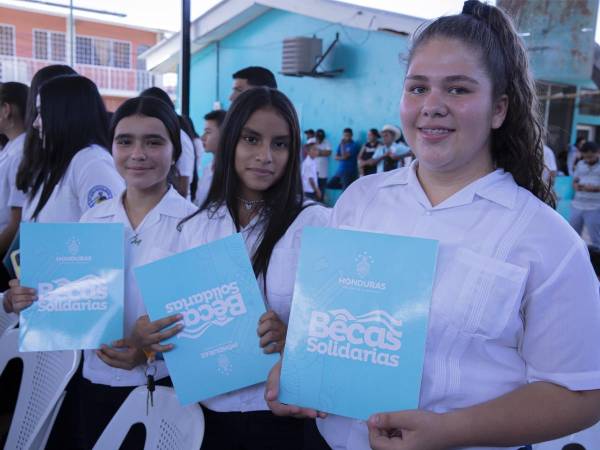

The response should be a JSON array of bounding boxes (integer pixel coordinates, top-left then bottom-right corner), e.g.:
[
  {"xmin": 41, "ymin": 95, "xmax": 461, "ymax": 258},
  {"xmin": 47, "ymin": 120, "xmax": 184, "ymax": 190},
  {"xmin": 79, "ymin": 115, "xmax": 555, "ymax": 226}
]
[
  {"xmin": 142, "ymin": 0, "xmax": 599, "ymax": 178},
  {"xmin": 0, "ymin": 3, "xmax": 166, "ymax": 110},
  {"xmin": 142, "ymin": 0, "xmax": 422, "ymax": 189}
]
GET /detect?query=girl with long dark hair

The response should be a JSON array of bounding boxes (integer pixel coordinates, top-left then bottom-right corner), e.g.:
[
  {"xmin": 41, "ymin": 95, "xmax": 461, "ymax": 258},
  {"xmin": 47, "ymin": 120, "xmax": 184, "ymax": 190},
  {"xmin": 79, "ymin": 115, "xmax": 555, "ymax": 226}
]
[
  {"xmin": 5, "ymin": 74, "xmax": 123, "ymax": 448},
  {"xmin": 18, "ymin": 74, "xmax": 124, "ymax": 222},
  {"xmin": 267, "ymin": 2, "xmax": 600, "ymax": 449},
  {"xmin": 16, "ymin": 65, "xmax": 76, "ymax": 200},
  {"xmin": 135, "ymin": 87, "xmax": 330, "ymax": 449},
  {"xmin": 0, "ymin": 82, "xmax": 28, "ymax": 262}
]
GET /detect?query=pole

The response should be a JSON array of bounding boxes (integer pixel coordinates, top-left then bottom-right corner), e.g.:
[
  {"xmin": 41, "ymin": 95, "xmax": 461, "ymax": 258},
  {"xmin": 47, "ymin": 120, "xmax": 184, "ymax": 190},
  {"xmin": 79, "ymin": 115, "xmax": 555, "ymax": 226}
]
[
  {"xmin": 181, "ymin": 0, "xmax": 191, "ymax": 116},
  {"xmin": 68, "ymin": 0, "xmax": 74, "ymax": 66}
]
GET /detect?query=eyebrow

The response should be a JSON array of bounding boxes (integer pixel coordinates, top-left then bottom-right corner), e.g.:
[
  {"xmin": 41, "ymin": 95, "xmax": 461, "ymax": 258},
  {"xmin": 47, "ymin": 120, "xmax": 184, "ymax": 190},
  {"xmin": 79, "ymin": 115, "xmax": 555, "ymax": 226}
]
[
  {"xmin": 406, "ymin": 74, "xmax": 480, "ymax": 85},
  {"xmin": 114, "ymin": 133, "xmax": 167, "ymax": 140},
  {"xmin": 241, "ymin": 127, "xmax": 290, "ymax": 140}
]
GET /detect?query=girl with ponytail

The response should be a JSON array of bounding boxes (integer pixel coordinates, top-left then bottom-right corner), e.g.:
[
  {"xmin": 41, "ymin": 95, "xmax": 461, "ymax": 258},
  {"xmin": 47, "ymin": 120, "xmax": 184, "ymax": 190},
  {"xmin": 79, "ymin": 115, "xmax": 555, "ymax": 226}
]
[{"xmin": 266, "ymin": 2, "xmax": 600, "ymax": 449}]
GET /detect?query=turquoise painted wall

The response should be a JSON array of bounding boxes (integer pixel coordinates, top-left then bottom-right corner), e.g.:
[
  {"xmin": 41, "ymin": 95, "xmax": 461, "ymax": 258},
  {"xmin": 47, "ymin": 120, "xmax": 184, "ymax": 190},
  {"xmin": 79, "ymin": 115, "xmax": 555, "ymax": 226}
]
[{"xmin": 189, "ymin": 8, "xmax": 411, "ymax": 183}]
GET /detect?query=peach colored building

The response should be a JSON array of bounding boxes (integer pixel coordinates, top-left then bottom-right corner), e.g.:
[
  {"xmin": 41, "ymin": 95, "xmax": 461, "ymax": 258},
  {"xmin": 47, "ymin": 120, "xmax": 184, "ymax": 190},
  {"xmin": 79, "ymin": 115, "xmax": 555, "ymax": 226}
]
[{"xmin": 0, "ymin": 3, "xmax": 165, "ymax": 111}]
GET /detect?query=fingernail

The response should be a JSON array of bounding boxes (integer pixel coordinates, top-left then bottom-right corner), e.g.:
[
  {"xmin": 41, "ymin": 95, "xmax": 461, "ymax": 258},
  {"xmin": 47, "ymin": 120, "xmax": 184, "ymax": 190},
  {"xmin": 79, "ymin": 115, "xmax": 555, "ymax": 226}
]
[
  {"xmin": 176, "ymin": 314, "xmax": 183, "ymax": 320},
  {"xmin": 266, "ymin": 389, "xmax": 273, "ymax": 399},
  {"xmin": 368, "ymin": 415, "xmax": 380, "ymax": 426}
]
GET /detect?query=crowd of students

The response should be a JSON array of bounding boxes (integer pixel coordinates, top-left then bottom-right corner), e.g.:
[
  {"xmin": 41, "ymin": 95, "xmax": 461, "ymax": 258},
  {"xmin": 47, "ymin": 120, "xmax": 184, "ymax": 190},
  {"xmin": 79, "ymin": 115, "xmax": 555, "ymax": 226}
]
[
  {"xmin": 299, "ymin": 126, "xmax": 414, "ymax": 202},
  {"xmin": 1, "ymin": 1, "xmax": 600, "ymax": 450}
]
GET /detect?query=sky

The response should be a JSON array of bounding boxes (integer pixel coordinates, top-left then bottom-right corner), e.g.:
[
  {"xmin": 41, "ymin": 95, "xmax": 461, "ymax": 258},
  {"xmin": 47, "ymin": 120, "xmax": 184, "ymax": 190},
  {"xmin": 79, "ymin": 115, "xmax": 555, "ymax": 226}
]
[{"xmin": 2, "ymin": 0, "xmax": 599, "ymax": 44}]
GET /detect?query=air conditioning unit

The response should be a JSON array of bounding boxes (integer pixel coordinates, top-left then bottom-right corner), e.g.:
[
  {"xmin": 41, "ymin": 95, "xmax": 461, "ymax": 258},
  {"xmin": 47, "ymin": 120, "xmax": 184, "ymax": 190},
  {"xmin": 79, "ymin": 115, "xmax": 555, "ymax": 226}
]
[{"xmin": 281, "ymin": 37, "xmax": 322, "ymax": 75}]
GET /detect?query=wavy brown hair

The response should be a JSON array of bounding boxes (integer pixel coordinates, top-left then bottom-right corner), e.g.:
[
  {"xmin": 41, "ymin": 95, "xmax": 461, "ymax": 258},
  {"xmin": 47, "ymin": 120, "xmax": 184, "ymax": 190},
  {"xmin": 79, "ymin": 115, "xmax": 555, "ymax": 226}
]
[{"xmin": 408, "ymin": 0, "xmax": 554, "ymax": 207}]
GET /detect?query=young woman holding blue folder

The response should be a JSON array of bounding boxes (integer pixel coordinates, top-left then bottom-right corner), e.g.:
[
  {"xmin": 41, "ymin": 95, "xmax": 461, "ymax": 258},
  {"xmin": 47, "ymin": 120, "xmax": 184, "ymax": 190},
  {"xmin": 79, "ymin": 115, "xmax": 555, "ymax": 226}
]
[
  {"xmin": 2, "ymin": 72, "xmax": 125, "ymax": 449},
  {"xmin": 134, "ymin": 87, "xmax": 331, "ymax": 449},
  {"xmin": 265, "ymin": 2, "xmax": 600, "ymax": 450},
  {"xmin": 4, "ymin": 95, "xmax": 198, "ymax": 447},
  {"xmin": 74, "ymin": 95, "xmax": 202, "ymax": 448}
]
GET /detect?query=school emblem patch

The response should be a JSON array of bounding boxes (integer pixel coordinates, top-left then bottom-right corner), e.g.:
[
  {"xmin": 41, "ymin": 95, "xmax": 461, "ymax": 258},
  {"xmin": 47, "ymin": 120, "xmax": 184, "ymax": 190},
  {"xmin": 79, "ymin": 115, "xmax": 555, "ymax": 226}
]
[{"xmin": 87, "ymin": 185, "xmax": 113, "ymax": 207}]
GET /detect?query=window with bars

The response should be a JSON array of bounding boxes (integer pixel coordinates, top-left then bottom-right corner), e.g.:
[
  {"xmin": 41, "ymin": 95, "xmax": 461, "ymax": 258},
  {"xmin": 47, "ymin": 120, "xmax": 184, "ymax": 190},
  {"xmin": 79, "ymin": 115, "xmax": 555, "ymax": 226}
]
[
  {"xmin": 75, "ymin": 35, "xmax": 130, "ymax": 68},
  {"xmin": 33, "ymin": 30, "xmax": 66, "ymax": 61},
  {"xmin": 113, "ymin": 41, "xmax": 130, "ymax": 68},
  {"xmin": 0, "ymin": 24, "xmax": 15, "ymax": 56},
  {"xmin": 75, "ymin": 36, "xmax": 92, "ymax": 64}
]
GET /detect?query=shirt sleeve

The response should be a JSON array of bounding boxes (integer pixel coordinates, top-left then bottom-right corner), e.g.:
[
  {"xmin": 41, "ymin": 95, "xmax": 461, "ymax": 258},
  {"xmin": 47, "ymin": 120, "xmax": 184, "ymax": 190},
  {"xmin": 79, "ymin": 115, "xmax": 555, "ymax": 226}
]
[
  {"xmin": 7, "ymin": 150, "xmax": 26, "ymax": 208},
  {"xmin": 176, "ymin": 131, "xmax": 195, "ymax": 178},
  {"xmin": 73, "ymin": 150, "xmax": 125, "ymax": 215},
  {"xmin": 521, "ymin": 239, "xmax": 600, "ymax": 391}
]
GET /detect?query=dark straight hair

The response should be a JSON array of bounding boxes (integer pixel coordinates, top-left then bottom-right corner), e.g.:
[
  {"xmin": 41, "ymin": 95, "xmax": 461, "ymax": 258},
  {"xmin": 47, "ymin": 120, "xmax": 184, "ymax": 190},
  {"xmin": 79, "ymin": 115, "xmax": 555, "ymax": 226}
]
[
  {"xmin": 0, "ymin": 82, "xmax": 29, "ymax": 124},
  {"xmin": 408, "ymin": 0, "xmax": 553, "ymax": 206},
  {"xmin": 17, "ymin": 65, "xmax": 76, "ymax": 196},
  {"xmin": 19, "ymin": 74, "xmax": 109, "ymax": 220},
  {"xmin": 110, "ymin": 96, "xmax": 182, "ymax": 172},
  {"xmin": 181, "ymin": 87, "xmax": 306, "ymax": 281}
]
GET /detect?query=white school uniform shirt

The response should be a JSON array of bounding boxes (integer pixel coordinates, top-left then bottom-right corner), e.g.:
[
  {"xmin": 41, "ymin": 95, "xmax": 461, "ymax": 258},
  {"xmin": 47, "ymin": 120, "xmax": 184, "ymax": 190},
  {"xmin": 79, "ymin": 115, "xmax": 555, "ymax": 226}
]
[
  {"xmin": 194, "ymin": 165, "xmax": 213, "ymax": 207},
  {"xmin": 81, "ymin": 187, "xmax": 199, "ymax": 387},
  {"xmin": 316, "ymin": 139, "xmax": 332, "ymax": 179},
  {"xmin": 542, "ymin": 145, "xmax": 557, "ymax": 185},
  {"xmin": 317, "ymin": 162, "xmax": 600, "ymax": 450},
  {"xmin": 177, "ymin": 130, "xmax": 196, "ymax": 200},
  {"xmin": 180, "ymin": 202, "xmax": 331, "ymax": 412},
  {"xmin": 301, "ymin": 156, "xmax": 318, "ymax": 193},
  {"xmin": 21, "ymin": 145, "xmax": 125, "ymax": 223},
  {"xmin": 0, "ymin": 132, "xmax": 26, "ymax": 229}
]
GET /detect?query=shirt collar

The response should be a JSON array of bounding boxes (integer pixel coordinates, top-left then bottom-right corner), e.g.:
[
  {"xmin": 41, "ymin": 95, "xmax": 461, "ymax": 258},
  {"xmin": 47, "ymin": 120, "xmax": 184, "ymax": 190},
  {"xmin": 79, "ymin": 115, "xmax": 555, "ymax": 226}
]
[
  {"xmin": 379, "ymin": 160, "xmax": 518, "ymax": 210},
  {"xmin": 94, "ymin": 186, "xmax": 192, "ymax": 231}
]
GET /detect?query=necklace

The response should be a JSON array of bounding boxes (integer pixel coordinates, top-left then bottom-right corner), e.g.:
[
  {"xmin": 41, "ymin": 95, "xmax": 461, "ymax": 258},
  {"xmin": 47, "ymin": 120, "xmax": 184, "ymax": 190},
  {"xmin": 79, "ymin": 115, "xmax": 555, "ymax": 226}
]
[{"xmin": 237, "ymin": 197, "xmax": 265, "ymax": 211}]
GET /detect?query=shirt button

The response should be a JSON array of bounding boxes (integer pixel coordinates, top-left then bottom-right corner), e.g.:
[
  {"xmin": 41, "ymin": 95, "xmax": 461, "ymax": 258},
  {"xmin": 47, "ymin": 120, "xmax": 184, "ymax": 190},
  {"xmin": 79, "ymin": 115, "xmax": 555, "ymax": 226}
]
[
  {"xmin": 425, "ymin": 211, "xmax": 432, "ymax": 216},
  {"xmin": 116, "ymin": 376, "xmax": 121, "ymax": 381}
]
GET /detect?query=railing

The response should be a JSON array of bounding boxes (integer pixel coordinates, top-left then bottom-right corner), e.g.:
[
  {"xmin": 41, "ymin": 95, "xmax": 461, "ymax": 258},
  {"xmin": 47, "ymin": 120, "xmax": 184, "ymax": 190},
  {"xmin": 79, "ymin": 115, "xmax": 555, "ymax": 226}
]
[{"xmin": 0, "ymin": 56, "xmax": 160, "ymax": 94}]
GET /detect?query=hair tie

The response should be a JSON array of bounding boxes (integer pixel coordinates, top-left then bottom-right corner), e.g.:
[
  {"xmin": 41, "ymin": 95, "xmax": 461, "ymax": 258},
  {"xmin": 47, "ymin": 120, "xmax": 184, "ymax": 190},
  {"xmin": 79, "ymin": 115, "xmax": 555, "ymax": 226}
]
[
  {"xmin": 461, "ymin": 0, "xmax": 478, "ymax": 15},
  {"xmin": 462, "ymin": 0, "xmax": 493, "ymax": 22}
]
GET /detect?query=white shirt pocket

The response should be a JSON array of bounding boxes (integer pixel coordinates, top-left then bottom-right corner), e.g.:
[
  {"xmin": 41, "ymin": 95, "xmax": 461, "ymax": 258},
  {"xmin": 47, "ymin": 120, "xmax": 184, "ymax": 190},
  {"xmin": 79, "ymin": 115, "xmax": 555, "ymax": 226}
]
[{"xmin": 433, "ymin": 247, "xmax": 528, "ymax": 339}]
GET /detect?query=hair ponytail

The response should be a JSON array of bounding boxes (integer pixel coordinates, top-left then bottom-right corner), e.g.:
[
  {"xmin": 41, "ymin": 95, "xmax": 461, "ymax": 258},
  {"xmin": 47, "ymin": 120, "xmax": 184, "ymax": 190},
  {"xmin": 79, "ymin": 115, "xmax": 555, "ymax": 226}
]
[{"xmin": 408, "ymin": 0, "xmax": 554, "ymax": 207}]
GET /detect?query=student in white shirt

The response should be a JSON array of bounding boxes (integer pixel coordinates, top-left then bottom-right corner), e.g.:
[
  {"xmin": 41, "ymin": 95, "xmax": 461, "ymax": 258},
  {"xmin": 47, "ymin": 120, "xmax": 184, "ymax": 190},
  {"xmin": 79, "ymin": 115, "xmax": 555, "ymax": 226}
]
[
  {"xmin": 266, "ymin": 2, "xmax": 600, "ymax": 450},
  {"xmin": 4, "ymin": 73, "xmax": 124, "ymax": 449},
  {"xmin": 542, "ymin": 143, "xmax": 557, "ymax": 188},
  {"xmin": 140, "ymin": 87, "xmax": 195, "ymax": 200},
  {"xmin": 302, "ymin": 138, "xmax": 321, "ymax": 201},
  {"xmin": 315, "ymin": 129, "xmax": 332, "ymax": 194},
  {"xmin": 4, "ymin": 96, "xmax": 197, "ymax": 447},
  {"xmin": 195, "ymin": 109, "xmax": 227, "ymax": 207},
  {"xmin": 134, "ymin": 87, "xmax": 330, "ymax": 450},
  {"xmin": 17, "ymin": 75, "xmax": 124, "ymax": 223},
  {"xmin": 0, "ymin": 82, "xmax": 28, "ymax": 265},
  {"xmin": 80, "ymin": 96, "xmax": 199, "ymax": 448}
]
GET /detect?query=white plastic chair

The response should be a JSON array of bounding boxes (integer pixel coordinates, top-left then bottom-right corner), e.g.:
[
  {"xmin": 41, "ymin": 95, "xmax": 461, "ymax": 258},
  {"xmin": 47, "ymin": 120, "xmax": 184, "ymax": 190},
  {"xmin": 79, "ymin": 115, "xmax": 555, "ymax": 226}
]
[
  {"xmin": 93, "ymin": 386, "xmax": 205, "ymax": 450},
  {"xmin": 533, "ymin": 422, "xmax": 600, "ymax": 449},
  {"xmin": 0, "ymin": 328, "xmax": 81, "ymax": 450}
]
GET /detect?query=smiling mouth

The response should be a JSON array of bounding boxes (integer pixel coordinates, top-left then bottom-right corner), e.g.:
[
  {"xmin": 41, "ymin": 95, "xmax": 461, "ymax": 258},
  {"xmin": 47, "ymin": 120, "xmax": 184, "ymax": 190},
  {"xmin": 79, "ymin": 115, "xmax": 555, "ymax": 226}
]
[{"xmin": 418, "ymin": 127, "xmax": 455, "ymax": 135}]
